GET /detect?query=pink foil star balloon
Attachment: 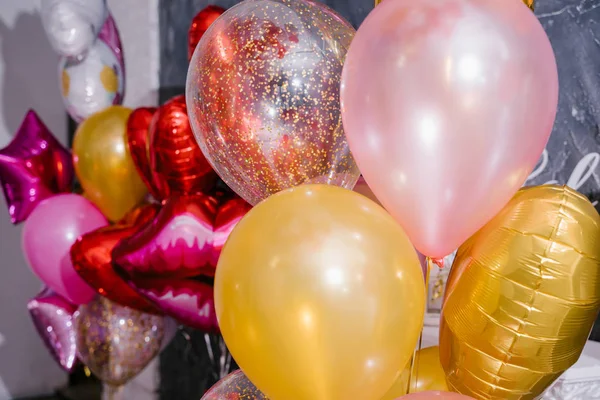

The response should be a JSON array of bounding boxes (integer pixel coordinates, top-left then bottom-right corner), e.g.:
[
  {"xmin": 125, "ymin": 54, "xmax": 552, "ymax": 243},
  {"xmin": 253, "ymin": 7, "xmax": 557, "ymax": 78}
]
[
  {"xmin": 28, "ymin": 287, "xmax": 78, "ymax": 373},
  {"xmin": 0, "ymin": 110, "xmax": 74, "ymax": 224}
]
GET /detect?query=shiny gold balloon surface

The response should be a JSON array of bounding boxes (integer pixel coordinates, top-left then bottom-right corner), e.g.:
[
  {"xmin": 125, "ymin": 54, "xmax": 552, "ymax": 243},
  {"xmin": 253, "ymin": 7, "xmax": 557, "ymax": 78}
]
[
  {"xmin": 74, "ymin": 296, "xmax": 165, "ymax": 386},
  {"xmin": 440, "ymin": 185, "xmax": 600, "ymax": 399},
  {"xmin": 73, "ymin": 106, "xmax": 147, "ymax": 221},
  {"xmin": 215, "ymin": 184, "xmax": 425, "ymax": 400},
  {"xmin": 382, "ymin": 346, "xmax": 448, "ymax": 400}
]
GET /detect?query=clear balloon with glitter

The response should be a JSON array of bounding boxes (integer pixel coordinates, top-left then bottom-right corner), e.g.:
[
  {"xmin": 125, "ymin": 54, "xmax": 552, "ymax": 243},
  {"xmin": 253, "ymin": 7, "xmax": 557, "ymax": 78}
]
[
  {"xmin": 186, "ymin": 0, "xmax": 360, "ymax": 205},
  {"xmin": 202, "ymin": 370, "xmax": 268, "ymax": 400}
]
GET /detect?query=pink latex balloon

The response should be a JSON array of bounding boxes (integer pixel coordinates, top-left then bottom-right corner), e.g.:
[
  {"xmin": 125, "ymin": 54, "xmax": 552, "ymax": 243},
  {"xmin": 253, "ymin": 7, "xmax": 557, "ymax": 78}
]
[
  {"xmin": 398, "ymin": 392, "xmax": 475, "ymax": 399},
  {"xmin": 22, "ymin": 194, "xmax": 108, "ymax": 304},
  {"xmin": 341, "ymin": 0, "xmax": 558, "ymax": 258}
]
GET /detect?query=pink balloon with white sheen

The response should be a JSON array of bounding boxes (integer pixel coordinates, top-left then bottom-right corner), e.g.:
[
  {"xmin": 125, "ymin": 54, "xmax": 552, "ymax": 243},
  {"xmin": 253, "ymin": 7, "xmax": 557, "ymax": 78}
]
[
  {"xmin": 22, "ymin": 194, "xmax": 108, "ymax": 304},
  {"xmin": 341, "ymin": 0, "xmax": 558, "ymax": 258}
]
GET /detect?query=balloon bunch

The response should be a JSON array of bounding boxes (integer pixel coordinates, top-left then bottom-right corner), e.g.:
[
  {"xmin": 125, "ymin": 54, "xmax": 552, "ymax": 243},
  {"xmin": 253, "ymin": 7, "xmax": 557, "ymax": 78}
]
[
  {"xmin": 182, "ymin": 0, "xmax": 600, "ymax": 400},
  {"xmin": 1, "ymin": 3, "xmax": 240, "ymax": 395},
  {"xmin": 40, "ymin": 0, "xmax": 125, "ymax": 122}
]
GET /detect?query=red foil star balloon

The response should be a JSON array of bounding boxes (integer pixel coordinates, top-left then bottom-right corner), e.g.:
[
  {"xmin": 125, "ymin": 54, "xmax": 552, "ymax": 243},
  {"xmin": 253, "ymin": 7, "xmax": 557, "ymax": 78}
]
[
  {"xmin": 70, "ymin": 204, "xmax": 162, "ymax": 314},
  {"xmin": 126, "ymin": 96, "xmax": 217, "ymax": 202},
  {"xmin": 188, "ymin": 6, "xmax": 226, "ymax": 61},
  {"xmin": 0, "ymin": 110, "xmax": 74, "ymax": 223}
]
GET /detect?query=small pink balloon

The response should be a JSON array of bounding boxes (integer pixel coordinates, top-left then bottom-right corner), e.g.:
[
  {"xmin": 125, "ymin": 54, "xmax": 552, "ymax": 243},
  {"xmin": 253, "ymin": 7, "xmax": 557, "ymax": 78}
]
[
  {"xmin": 341, "ymin": 0, "xmax": 558, "ymax": 258},
  {"xmin": 398, "ymin": 391, "xmax": 475, "ymax": 399},
  {"xmin": 22, "ymin": 194, "xmax": 108, "ymax": 304}
]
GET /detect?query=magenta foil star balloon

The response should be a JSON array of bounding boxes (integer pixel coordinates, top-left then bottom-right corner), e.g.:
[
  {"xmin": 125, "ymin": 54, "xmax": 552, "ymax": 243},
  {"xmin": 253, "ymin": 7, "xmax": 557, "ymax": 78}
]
[
  {"xmin": 0, "ymin": 110, "xmax": 74, "ymax": 223},
  {"xmin": 28, "ymin": 287, "xmax": 78, "ymax": 373}
]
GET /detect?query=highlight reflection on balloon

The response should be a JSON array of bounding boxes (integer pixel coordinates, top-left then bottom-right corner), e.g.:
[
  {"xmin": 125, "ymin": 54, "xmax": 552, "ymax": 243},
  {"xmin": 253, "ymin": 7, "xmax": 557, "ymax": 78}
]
[
  {"xmin": 440, "ymin": 185, "xmax": 600, "ymax": 399},
  {"xmin": 341, "ymin": 0, "xmax": 558, "ymax": 258},
  {"xmin": 187, "ymin": 0, "xmax": 360, "ymax": 205},
  {"xmin": 73, "ymin": 106, "xmax": 148, "ymax": 222},
  {"xmin": 215, "ymin": 184, "xmax": 425, "ymax": 400}
]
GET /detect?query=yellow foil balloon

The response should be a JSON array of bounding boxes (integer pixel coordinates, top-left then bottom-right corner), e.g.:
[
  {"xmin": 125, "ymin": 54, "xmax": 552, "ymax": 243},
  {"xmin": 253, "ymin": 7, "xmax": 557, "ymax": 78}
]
[
  {"xmin": 382, "ymin": 346, "xmax": 449, "ymax": 400},
  {"xmin": 73, "ymin": 106, "xmax": 147, "ymax": 221},
  {"xmin": 440, "ymin": 185, "xmax": 600, "ymax": 400},
  {"xmin": 215, "ymin": 184, "xmax": 425, "ymax": 400}
]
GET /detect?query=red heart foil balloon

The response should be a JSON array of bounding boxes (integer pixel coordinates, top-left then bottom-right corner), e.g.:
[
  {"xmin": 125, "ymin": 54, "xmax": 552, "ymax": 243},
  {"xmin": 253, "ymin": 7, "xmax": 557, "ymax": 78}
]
[
  {"xmin": 127, "ymin": 96, "xmax": 217, "ymax": 203},
  {"xmin": 150, "ymin": 96, "xmax": 217, "ymax": 198},
  {"xmin": 126, "ymin": 107, "xmax": 159, "ymax": 199},
  {"xmin": 113, "ymin": 193, "xmax": 219, "ymax": 279},
  {"xmin": 130, "ymin": 277, "xmax": 219, "ymax": 332},
  {"xmin": 188, "ymin": 6, "xmax": 226, "ymax": 61},
  {"xmin": 28, "ymin": 287, "xmax": 78, "ymax": 372},
  {"xmin": 71, "ymin": 204, "xmax": 162, "ymax": 314},
  {"xmin": 0, "ymin": 110, "xmax": 74, "ymax": 223}
]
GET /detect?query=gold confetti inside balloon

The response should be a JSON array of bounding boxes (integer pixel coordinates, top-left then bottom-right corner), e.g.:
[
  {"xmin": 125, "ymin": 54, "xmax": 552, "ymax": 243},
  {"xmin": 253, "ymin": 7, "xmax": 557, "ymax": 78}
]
[
  {"xmin": 74, "ymin": 296, "xmax": 165, "ymax": 387},
  {"xmin": 382, "ymin": 346, "xmax": 449, "ymax": 400},
  {"xmin": 202, "ymin": 370, "xmax": 268, "ymax": 400},
  {"xmin": 440, "ymin": 185, "xmax": 600, "ymax": 400},
  {"xmin": 186, "ymin": 0, "xmax": 360, "ymax": 205}
]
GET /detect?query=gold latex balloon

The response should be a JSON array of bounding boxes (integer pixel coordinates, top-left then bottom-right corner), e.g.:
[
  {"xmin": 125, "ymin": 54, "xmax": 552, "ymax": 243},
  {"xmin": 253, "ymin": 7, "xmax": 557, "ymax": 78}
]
[
  {"xmin": 215, "ymin": 184, "xmax": 425, "ymax": 400},
  {"xmin": 440, "ymin": 185, "xmax": 600, "ymax": 400},
  {"xmin": 382, "ymin": 346, "xmax": 449, "ymax": 400},
  {"xmin": 73, "ymin": 106, "xmax": 148, "ymax": 221}
]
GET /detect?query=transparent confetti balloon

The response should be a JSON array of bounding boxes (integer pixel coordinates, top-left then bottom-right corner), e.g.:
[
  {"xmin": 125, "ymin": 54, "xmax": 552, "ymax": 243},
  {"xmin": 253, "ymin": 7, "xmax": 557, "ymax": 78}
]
[
  {"xmin": 186, "ymin": 0, "xmax": 360, "ymax": 205},
  {"xmin": 202, "ymin": 370, "xmax": 268, "ymax": 400}
]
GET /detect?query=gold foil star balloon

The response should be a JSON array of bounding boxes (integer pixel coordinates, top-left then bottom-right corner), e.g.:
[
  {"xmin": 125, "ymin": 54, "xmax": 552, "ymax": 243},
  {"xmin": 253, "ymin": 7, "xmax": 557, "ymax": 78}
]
[
  {"xmin": 186, "ymin": 0, "xmax": 360, "ymax": 205},
  {"xmin": 440, "ymin": 185, "xmax": 600, "ymax": 399}
]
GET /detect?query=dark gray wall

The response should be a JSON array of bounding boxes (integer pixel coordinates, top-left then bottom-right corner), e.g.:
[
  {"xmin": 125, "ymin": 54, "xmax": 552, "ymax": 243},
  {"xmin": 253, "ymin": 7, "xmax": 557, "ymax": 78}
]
[{"xmin": 158, "ymin": 0, "xmax": 600, "ymax": 398}]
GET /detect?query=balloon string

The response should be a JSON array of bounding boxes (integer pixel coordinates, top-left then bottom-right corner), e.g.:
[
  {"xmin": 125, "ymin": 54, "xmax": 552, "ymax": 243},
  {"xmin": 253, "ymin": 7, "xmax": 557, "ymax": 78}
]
[
  {"xmin": 407, "ymin": 257, "xmax": 432, "ymax": 393},
  {"xmin": 219, "ymin": 335, "xmax": 233, "ymax": 379}
]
